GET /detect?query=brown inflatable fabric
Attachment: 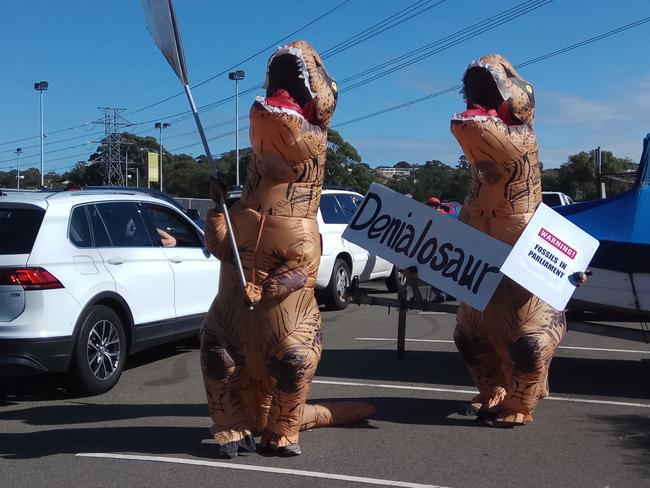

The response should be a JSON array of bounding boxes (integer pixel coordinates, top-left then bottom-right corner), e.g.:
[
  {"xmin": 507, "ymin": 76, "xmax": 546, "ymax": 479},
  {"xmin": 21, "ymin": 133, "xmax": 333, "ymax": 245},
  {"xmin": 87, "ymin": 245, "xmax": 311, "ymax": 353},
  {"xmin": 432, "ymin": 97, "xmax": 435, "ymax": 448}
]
[
  {"xmin": 450, "ymin": 54, "xmax": 566, "ymax": 426},
  {"xmin": 201, "ymin": 41, "xmax": 373, "ymax": 455}
]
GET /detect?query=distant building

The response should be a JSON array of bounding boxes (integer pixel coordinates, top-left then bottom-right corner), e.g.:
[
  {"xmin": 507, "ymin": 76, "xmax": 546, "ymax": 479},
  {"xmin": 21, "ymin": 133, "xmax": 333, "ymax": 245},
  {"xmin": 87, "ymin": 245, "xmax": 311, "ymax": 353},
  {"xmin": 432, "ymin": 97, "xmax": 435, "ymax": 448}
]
[{"xmin": 375, "ymin": 167, "xmax": 415, "ymax": 179}]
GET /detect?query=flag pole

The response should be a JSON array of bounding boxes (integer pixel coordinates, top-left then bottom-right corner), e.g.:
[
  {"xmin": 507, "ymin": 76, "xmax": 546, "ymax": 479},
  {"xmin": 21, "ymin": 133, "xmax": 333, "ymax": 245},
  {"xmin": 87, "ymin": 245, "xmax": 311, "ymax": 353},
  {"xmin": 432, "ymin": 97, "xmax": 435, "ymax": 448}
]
[{"xmin": 183, "ymin": 83, "xmax": 246, "ymax": 288}]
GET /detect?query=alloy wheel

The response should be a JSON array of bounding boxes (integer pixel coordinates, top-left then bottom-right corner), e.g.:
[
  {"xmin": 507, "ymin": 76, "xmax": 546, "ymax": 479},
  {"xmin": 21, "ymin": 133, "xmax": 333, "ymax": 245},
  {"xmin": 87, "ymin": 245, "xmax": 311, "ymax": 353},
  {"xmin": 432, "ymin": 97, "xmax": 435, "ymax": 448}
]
[
  {"xmin": 335, "ymin": 266, "xmax": 350, "ymax": 302},
  {"xmin": 86, "ymin": 319, "xmax": 121, "ymax": 381}
]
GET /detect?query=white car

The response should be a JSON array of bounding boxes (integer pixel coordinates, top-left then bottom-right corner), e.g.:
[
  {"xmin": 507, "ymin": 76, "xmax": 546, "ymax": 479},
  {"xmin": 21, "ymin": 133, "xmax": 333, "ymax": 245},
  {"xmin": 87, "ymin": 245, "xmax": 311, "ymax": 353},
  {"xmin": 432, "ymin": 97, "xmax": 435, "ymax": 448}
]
[
  {"xmin": 0, "ymin": 189, "xmax": 219, "ymax": 394},
  {"xmin": 315, "ymin": 189, "xmax": 401, "ymax": 309}
]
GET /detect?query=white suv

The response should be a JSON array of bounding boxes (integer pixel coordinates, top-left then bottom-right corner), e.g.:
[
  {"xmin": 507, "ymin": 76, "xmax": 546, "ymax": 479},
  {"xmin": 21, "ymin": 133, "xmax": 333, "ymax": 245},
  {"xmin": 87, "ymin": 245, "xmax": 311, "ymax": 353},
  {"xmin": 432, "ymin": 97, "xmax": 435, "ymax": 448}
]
[
  {"xmin": 315, "ymin": 189, "xmax": 399, "ymax": 309},
  {"xmin": 0, "ymin": 189, "xmax": 219, "ymax": 394}
]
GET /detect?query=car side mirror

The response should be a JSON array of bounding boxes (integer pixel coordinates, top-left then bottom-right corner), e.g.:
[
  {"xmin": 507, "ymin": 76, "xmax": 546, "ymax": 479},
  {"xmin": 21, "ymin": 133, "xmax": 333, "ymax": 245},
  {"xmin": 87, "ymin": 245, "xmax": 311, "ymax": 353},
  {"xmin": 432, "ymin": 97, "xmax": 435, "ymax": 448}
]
[{"xmin": 185, "ymin": 208, "xmax": 200, "ymax": 220}]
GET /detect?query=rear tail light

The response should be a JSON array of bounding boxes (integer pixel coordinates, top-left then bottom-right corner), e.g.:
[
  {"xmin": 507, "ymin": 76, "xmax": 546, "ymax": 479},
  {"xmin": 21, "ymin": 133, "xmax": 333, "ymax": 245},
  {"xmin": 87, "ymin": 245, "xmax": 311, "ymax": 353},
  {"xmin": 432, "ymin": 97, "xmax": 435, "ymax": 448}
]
[{"xmin": 0, "ymin": 267, "xmax": 64, "ymax": 290}]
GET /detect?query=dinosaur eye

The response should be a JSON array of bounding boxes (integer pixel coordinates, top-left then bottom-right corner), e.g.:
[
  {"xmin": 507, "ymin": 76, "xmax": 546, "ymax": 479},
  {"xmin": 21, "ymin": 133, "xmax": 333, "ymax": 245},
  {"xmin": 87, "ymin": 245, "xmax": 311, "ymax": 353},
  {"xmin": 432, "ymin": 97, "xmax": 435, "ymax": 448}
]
[
  {"xmin": 331, "ymin": 81, "xmax": 338, "ymax": 92},
  {"xmin": 525, "ymin": 84, "xmax": 533, "ymax": 94}
]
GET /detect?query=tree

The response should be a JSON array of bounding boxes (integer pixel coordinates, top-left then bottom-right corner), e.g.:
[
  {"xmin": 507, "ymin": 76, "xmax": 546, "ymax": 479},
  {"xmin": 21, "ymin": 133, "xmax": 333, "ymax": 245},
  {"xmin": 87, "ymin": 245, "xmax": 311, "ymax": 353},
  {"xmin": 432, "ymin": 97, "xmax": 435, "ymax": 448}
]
[
  {"xmin": 324, "ymin": 128, "xmax": 379, "ymax": 193},
  {"xmin": 540, "ymin": 149, "xmax": 635, "ymax": 200},
  {"xmin": 394, "ymin": 161, "xmax": 412, "ymax": 168}
]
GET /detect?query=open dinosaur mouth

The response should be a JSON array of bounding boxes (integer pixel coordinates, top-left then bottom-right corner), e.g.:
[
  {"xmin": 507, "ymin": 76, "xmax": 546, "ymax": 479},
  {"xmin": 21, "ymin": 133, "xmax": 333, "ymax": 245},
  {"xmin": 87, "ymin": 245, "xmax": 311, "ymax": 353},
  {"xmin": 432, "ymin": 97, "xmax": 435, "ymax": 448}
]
[
  {"xmin": 457, "ymin": 64, "xmax": 519, "ymax": 126},
  {"xmin": 257, "ymin": 46, "xmax": 317, "ymax": 123}
]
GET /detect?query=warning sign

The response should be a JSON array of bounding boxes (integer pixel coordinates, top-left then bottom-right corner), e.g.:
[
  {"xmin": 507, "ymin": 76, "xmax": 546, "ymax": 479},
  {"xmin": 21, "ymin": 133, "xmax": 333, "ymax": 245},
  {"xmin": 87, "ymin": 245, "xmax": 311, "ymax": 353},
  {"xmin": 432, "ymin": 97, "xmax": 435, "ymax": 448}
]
[{"xmin": 500, "ymin": 203, "xmax": 599, "ymax": 310}]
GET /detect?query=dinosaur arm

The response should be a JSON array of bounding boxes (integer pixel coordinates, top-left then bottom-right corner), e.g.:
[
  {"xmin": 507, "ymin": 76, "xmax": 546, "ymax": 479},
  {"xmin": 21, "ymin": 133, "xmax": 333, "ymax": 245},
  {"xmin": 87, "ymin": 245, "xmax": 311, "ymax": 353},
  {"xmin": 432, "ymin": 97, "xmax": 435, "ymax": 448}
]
[
  {"xmin": 204, "ymin": 208, "xmax": 232, "ymax": 262},
  {"xmin": 260, "ymin": 261, "xmax": 308, "ymax": 302}
]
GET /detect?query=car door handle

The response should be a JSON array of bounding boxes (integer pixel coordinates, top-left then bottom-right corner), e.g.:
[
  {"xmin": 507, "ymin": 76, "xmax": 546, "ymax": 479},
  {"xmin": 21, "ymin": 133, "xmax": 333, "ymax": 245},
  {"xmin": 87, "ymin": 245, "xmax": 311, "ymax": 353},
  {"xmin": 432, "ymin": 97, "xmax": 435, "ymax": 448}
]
[
  {"xmin": 169, "ymin": 256, "xmax": 184, "ymax": 264},
  {"xmin": 107, "ymin": 257, "xmax": 125, "ymax": 265}
]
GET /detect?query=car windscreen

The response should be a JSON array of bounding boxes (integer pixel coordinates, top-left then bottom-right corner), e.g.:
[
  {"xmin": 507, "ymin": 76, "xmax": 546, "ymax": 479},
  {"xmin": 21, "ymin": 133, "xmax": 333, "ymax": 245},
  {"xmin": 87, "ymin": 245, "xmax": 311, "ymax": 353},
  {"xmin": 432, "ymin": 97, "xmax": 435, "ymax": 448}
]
[{"xmin": 0, "ymin": 207, "xmax": 46, "ymax": 254}]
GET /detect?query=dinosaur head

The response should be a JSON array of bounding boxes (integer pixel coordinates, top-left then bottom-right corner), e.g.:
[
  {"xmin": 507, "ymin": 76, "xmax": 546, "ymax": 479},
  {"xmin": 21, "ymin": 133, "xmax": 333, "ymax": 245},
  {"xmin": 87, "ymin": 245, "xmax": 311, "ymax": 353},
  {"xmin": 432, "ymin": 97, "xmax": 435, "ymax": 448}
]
[
  {"xmin": 250, "ymin": 41, "xmax": 337, "ymax": 162},
  {"xmin": 451, "ymin": 54, "xmax": 538, "ymax": 180},
  {"xmin": 459, "ymin": 53, "xmax": 535, "ymax": 127},
  {"xmin": 451, "ymin": 54, "xmax": 541, "ymax": 216}
]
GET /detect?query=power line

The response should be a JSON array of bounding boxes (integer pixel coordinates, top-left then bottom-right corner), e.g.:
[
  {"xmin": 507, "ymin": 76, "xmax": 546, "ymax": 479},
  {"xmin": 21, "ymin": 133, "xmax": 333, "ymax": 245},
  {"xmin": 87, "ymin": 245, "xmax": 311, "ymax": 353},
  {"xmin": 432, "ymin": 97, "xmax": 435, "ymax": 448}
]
[
  {"xmin": 108, "ymin": 15, "xmax": 650, "ymax": 159},
  {"xmin": 334, "ymin": 15, "xmax": 650, "ymax": 127},
  {"xmin": 0, "ymin": 0, "xmax": 447, "ymax": 149},
  {"xmin": 123, "ymin": 0, "xmax": 455, "ymax": 130},
  {"xmin": 5, "ymin": 11, "xmax": 649, "ymax": 170},
  {"xmin": 0, "ymin": 121, "xmax": 99, "ymax": 148},
  {"xmin": 321, "ymin": 0, "xmax": 447, "ymax": 58},
  {"xmin": 0, "ymin": 1, "xmax": 351, "ymax": 147},
  {"xmin": 340, "ymin": 0, "xmax": 552, "ymax": 92},
  {"xmin": 124, "ymin": 0, "xmax": 353, "ymax": 116}
]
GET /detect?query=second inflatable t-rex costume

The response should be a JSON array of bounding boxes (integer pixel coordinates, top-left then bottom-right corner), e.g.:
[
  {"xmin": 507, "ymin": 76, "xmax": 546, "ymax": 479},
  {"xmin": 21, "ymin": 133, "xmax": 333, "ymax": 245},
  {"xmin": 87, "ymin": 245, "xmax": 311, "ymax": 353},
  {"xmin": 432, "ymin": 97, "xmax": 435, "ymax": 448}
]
[
  {"xmin": 450, "ymin": 54, "xmax": 566, "ymax": 426},
  {"xmin": 201, "ymin": 41, "xmax": 373, "ymax": 458}
]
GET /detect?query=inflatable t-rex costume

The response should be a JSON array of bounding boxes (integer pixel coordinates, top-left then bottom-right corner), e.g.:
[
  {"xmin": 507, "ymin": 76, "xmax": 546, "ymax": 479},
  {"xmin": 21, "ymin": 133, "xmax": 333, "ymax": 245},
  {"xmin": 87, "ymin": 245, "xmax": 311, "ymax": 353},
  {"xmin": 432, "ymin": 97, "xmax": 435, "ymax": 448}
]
[
  {"xmin": 450, "ymin": 54, "xmax": 566, "ymax": 426},
  {"xmin": 201, "ymin": 41, "xmax": 372, "ymax": 458}
]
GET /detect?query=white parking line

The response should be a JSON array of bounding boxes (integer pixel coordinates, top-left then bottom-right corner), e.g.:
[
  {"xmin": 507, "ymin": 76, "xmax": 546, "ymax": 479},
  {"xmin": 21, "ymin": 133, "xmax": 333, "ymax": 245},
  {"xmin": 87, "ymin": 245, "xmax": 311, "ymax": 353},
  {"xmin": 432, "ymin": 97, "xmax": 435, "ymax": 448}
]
[
  {"xmin": 75, "ymin": 453, "xmax": 447, "ymax": 488},
  {"xmin": 313, "ymin": 380, "xmax": 650, "ymax": 409},
  {"xmin": 355, "ymin": 337, "xmax": 650, "ymax": 354}
]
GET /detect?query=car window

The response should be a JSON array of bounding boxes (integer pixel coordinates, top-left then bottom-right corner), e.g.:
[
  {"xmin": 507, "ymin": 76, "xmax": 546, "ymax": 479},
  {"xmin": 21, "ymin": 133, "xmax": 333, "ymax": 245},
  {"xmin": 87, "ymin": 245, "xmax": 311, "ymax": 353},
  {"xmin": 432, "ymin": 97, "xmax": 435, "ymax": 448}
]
[
  {"xmin": 542, "ymin": 194, "xmax": 561, "ymax": 206},
  {"xmin": 69, "ymin": 206, "xmax": 92, "ymax": 248},
  {"xmin": 335, "ymin": 194, "xmax": 363, "ymax": 223},
  {"xmin": 142, "ymin": 204, "xmax": 202, "ymax": 248},
  {"xmin": 0, "ymin": 207, "xmax": 45, "ymax": 254},
  {"xmin": 87, "ymin": 204, "xmax": 112, "ymax": 247},
  {"xmin": 96, "ymin": 202, "xmax": 153, "ymax": 247},
  {"xmin": 319, "ymin": 194, "xmax": 347, "ymax": 224}
]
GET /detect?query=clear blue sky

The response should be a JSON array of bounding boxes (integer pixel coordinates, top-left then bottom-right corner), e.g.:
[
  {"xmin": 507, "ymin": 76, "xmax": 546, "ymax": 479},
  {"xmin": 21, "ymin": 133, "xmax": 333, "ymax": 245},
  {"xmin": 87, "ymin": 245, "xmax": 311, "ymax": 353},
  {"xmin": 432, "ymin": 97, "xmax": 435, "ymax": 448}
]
[{"xmin": 1, "ymin": 0, "xmax": 649, "ymax": 175}]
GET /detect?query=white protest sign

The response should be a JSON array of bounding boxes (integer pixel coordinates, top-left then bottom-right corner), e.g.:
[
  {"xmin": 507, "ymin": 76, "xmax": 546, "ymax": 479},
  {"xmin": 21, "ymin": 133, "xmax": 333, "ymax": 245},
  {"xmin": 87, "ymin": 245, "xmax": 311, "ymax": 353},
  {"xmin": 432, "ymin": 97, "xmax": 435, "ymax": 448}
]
[
  {"xmin": 342, "ymin": 183, "xmax": 510, "ymax": 311},
  {"xmin": 500, "ymin": 203, "xmax": 600, "ymax": 310}
]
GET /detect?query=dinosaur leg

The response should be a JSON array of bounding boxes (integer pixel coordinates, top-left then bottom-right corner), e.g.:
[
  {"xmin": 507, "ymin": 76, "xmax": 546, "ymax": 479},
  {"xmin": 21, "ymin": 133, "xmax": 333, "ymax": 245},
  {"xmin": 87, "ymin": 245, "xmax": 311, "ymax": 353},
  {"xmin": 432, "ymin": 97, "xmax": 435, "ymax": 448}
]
[
  {"xmin": 200, "ymin": 326, "xmax": 255, "ymax": 457},
  {"xmin": 454, "ymin": 304, "xmax": 508, "ymax": 415},
  {"xmin": 261, "ymin": 291, "xmax": 322, "ymax": 455},
  {"xmin": 496, "ymin": 303, "xmax": 566, "ymax": 426}
]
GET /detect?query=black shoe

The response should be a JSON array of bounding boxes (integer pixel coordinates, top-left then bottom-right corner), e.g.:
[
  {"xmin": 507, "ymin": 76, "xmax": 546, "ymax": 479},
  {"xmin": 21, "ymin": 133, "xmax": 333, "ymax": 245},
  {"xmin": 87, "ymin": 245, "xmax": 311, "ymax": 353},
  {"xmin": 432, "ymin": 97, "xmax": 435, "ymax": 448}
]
[
  {"xmin": 216, "ymin": 441, "xmax": 239, "ymax": 459},
  {"xmin": 461, "ymin": 403, "xmax": 480, "ymax": 416},
  {"xmin": 274, "ymin": 444, "xmax": 301, "ymax": 457},
  {"xmin": 475, "ymin": 409, "xmax": 498, "ymax": 422},
  {"xmin": 214, "ymin": 433, "xmax": 256, "ymax": 459},
  {"xmin": 260, "ymin": 443, "xmax": 301, "ymax": 457},
  {"xmin": 238, "ymin": 433, "xmax": 256, "ymax": 455}
]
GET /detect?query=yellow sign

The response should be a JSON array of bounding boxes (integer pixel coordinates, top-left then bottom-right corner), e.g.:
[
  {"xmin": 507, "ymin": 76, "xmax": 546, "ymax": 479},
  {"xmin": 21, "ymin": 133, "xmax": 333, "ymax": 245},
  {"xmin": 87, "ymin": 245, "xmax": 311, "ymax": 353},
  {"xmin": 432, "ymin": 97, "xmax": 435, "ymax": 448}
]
[{"xmin": 147, "ymin": 152, "xmax": 159, "ymax": 183}]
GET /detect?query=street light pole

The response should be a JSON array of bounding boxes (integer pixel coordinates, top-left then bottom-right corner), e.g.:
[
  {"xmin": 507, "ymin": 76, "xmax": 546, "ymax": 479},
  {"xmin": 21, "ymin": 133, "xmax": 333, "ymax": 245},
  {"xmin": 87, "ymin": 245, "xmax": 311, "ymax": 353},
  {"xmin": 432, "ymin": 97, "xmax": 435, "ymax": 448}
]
[
  {"xmin": 155, "ymin": 122, "xmax": 171, "ymax": 192},
  {"xmin": 229, "ymin": 70, "xmax": 245, "ymax": 188},
  {"xmin": 15, "ymin": 148, "xmax": 22, "ymax": 189},
  {"xmin": 34, "ymin": 81, "xmax": 48, "ymax": 187}
]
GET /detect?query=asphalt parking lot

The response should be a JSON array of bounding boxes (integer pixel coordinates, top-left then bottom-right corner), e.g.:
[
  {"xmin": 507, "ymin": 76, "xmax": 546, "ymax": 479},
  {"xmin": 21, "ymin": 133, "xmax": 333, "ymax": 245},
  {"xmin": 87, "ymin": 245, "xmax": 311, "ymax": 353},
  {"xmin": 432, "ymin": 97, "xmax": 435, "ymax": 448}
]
[{"xmin": 2, "ymin": 289, "xmax": 649, "ymax": 488}]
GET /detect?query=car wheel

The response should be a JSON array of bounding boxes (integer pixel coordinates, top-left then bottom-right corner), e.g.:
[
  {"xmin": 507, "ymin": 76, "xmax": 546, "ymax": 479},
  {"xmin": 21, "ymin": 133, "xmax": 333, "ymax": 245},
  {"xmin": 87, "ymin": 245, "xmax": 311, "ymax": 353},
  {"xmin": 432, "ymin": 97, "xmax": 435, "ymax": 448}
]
[
  {"xmin": 70, "ymin": 304, "xmax": 126, "ymax": 395},
  {"xmin": 385, "ymin": 266, "xmax": 407, "ymax": 293},
  {"xmin": 325, "ymin": 258, "xmax": 351, "ymax": 310}
]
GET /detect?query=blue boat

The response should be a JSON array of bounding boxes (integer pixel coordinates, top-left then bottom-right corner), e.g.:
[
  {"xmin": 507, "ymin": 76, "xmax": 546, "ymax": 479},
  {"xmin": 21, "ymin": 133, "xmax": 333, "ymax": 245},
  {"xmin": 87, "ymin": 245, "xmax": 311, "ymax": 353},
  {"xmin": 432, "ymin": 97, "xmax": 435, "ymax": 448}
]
[{"xmin": 556, "ymin": 133, "xmax": 650, "ymax": 321}]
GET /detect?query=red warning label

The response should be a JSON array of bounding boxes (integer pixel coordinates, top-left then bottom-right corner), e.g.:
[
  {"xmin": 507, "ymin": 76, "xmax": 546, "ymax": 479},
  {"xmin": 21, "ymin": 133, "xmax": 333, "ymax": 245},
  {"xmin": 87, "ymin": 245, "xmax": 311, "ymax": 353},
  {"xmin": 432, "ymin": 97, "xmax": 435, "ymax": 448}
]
[{"xmin": 538, "ymin": 228, "xmax": 577, "ymax": 259}]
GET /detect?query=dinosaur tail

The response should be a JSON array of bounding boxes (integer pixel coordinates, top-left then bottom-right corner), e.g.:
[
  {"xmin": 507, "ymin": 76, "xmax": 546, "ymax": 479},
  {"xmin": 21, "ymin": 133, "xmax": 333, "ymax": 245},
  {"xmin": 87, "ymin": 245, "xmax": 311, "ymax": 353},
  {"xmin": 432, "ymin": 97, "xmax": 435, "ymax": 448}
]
[{"xmin": 300, "ymin": 401, "xmax": 375, "ymax": 431}]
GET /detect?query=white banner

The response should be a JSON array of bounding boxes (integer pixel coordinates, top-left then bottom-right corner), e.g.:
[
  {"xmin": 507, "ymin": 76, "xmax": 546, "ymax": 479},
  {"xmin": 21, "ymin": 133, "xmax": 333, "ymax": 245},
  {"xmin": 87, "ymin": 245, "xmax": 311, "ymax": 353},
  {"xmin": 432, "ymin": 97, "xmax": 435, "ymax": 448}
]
[
  {"xmin": 500, "ymin": 203, "xmax": 600, "ymax": 310},
  {"xmin": 342, "ymin": 184, "xmax": 510, "ymax": 311},
  {"xmin": 140, "ymin": 0, "xmax": 189, "ymax": 85}
]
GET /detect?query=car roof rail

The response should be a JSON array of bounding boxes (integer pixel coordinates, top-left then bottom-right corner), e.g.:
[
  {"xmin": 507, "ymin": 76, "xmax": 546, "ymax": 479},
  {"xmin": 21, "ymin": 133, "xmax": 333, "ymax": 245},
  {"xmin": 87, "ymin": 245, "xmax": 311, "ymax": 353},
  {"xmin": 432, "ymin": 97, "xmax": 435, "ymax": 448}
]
[{"xmin": 322, "ymin": 185, "xmax": 356, "ymax": 192}]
